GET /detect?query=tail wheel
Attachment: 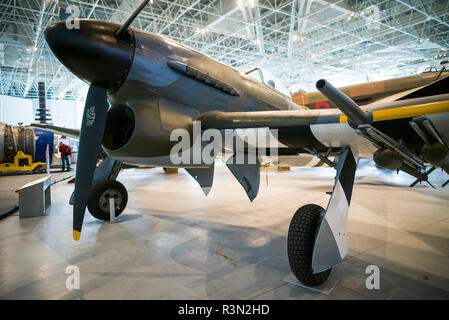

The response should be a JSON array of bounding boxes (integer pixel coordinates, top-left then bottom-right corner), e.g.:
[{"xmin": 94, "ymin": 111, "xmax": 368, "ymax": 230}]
[
  {"xmin": 87, "ymin": 179, "xmax": 128, "ymax": 221},
  {"xmin": 287, "ymin": 204, "xmax": 332, "ymax": 287}
]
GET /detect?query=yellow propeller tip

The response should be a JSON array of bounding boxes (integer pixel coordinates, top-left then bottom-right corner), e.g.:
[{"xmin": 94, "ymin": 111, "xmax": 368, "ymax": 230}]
[{"xmin": 73, "ymin": 230, "xmax": 81, "ymax": 241}]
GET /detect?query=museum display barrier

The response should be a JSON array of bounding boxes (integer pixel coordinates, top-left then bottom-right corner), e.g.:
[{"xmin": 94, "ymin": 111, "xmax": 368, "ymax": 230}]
[{"xmin": 15, "ymin": 176, "xmax": 51, "ymax": 218}]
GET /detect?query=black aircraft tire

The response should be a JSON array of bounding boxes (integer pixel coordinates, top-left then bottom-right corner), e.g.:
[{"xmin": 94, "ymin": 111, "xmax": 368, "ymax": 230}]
[
  {"xmin": 287, "ymin": 204, "xmax": 332, "ymax": 287},
  {"xmin": 87, "ymin": 180, "xmax": 128, "ymax": 221}
]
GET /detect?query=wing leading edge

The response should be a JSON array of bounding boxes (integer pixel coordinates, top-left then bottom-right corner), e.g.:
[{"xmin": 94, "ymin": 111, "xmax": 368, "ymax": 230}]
[{"xmin": 31, "ymin": 123, "xmax": 80, "ymax": 139}]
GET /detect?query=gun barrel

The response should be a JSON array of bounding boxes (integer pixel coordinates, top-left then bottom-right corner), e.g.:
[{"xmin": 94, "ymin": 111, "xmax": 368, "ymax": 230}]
[{"xmin": 316, "ymin": 79, "xmax": 370, "ymax": 126}]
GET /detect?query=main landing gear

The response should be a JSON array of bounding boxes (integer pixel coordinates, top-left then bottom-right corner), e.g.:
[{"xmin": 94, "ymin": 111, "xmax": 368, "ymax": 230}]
[
  {"xmin": 287, "ymin": 147, "xmax": 358, "ymax": 287},
  {"xmin": 87, "ymin": 179, "xmax": 128, "ymax": 220},
  {"xmin": 70, "ymin": 156, "xmax": 129, "ymax": 221}
]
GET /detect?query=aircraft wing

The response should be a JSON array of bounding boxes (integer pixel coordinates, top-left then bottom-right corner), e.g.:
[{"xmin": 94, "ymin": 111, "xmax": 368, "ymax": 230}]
[
  {"xmin": 196, "ymin": 93, "xmax": 449, "ymax": 203},
  {"xmin": 198, "ymin": 109, "xmax": 325, "ymax": 129},
  {"xmin": 293, "ymin": 72, "xmax": 449, "ymax": 108},
  {"xmin": 368, "ymin": 73, "xmax": 449, "ymax": 105},
  {"xmin": 31, "ymin": 123, "xmax": 80, "ymax": 139},
  {"xmin": 198, "ymin": 93, "xmax": 449, "ymax": 130}
]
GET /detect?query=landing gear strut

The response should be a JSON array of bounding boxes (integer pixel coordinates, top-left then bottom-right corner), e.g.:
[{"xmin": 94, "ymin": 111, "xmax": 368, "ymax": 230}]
[
  {"xmin": 287, "ymin": 147, "xmax": 358, "ymax": 287},
  {"xmin": 87, "ymin": 179, "xmax": 128, "ymax": 221}
]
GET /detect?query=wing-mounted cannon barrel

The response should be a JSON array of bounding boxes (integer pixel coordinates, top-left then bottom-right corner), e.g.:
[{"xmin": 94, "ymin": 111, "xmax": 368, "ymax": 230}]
[{"xmin": 316, "ymin": 79, "xmax": 371, "ymax": 127}]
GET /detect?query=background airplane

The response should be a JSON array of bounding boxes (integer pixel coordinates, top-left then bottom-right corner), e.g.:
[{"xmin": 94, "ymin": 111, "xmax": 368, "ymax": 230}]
[
  {"xmin": 36, "ymin": 0, "xmax": 449, "ymax": 287},
  {"xmin": 292, "ymin": 65, "xmax": 449, "ymax": 109}
]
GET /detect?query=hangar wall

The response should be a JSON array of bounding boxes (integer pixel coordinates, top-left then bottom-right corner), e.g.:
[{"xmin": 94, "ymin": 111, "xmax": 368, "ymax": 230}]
[
  {"xmin": 32, "ymin": 99, "xmax": 80, "ymax": 128},
  {"xmin": 0, "ymin": 95, "xmax": 33, "ymax": 125},
  {"xmin": 0, "ymin": 95, "xmax": 80, "ymax": 128}
]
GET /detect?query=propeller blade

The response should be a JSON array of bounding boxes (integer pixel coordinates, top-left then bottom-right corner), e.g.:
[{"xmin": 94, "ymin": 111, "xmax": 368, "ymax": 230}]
[
  {"xmin": 73, "ymin": 85, "xmax": 109, "ymax": 241},
  {"xmin": 115, "ymin": 0, "xmax": 150, "ymax": 39}
]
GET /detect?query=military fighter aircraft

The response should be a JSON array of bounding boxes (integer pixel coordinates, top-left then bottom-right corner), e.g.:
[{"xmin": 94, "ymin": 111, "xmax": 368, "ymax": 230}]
[{"xmin": 37, "ymin": 0, "xmax": 449, "ymax": 287}]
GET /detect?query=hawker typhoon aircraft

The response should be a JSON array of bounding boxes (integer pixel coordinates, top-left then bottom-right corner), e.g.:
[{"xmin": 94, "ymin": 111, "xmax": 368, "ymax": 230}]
[{"xmin": 38, "ymin": 0, "xmax": 449, "ymax": 287}]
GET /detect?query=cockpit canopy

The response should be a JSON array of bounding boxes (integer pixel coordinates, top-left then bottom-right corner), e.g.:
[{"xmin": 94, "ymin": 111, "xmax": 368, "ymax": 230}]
[
  {"xmin": 244, "ymin": 67, "xmax": 291, "ymax": 98},
  {"xmin": 422, "ymin": 62, "xmax": 448, "ymax": 73}
]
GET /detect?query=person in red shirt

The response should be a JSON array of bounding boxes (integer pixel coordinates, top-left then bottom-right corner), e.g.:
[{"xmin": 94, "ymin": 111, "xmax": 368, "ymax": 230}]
[{"xmin": 59, "ymin": 142, "xmax": 72, "ymax": 172}]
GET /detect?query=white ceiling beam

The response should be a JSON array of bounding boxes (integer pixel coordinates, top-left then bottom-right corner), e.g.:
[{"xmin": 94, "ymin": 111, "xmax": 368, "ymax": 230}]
[
  {"xmin": 158, "ymin": 0, "xmax": 201, "ymax": 34},
  {"xmin": 396, "ymin": 0, "xmax": 449, "ymax": 29},
  {"xmin": 254, "ymin": 0, "xmax": 265, "ymax": 55},
  {"xmin": 287, "ymin": 0, "xmax": 297, "ymax": 57}
]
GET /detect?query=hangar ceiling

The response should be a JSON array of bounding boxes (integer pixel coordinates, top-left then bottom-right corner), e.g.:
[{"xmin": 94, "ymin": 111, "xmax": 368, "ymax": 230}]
[{"xmin": 1, "ymin": 0, "xmax": 448, "ymax": 100}]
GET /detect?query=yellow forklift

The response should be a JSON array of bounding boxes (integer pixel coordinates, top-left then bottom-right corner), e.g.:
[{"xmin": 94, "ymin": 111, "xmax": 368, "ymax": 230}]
[
  {"xmin": 0, "ymin": 150, "xmax": 46, "ymax": 173},
  {"xmin": 0, "ymin": 124, "xmax": 48, "ymax": 174}
]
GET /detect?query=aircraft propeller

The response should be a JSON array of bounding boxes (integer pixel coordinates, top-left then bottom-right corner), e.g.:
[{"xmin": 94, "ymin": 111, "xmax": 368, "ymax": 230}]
[
  {"xmin": 72, "ymin": 85, "xmax": 109, "ymax": 240},
  {"xmin": 115, "ymin": 0, "xmax": 150, "ymax": 39},
  {"xmin": 72, "ymin": 0, "xmax": 150, "ymax": 241}
]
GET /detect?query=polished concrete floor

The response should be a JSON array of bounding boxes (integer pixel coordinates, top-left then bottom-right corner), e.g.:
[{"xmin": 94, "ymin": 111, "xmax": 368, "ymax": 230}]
[{"xmin": 1, "ymin": 160, "xmax": 448, "ymax": 299}]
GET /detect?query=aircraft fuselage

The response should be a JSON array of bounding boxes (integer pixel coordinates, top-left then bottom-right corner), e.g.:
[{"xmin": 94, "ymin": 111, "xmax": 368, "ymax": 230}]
[{"xmin": 97, "ymin": 21, "xmax": 299, "ymax": 164}]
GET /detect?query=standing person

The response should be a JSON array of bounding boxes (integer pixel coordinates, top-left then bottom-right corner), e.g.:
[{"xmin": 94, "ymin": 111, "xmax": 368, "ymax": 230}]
[{"xmin": 59, "ymin": 141, "xmax": 72, "ymax": 172}]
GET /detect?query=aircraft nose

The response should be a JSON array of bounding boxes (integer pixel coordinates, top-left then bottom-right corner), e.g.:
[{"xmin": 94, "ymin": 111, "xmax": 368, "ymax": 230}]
[{"xmin": 45, "ymin": 20, "xmax": 134, "ymax": 92}]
